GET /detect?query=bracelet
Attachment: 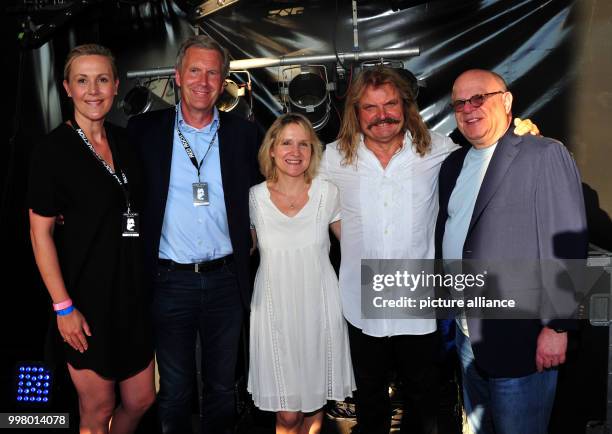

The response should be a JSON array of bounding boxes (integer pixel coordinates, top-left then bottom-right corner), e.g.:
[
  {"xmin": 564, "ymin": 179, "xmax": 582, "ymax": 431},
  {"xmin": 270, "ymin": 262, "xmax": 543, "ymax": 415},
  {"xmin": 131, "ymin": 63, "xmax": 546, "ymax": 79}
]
[
  {"xmin": 53, "ymin": 298, "xmax": 73, "ymax": 311},
  {"xmin": 56, "ymin": 305, "xmax": 74, "ymax": 316}
]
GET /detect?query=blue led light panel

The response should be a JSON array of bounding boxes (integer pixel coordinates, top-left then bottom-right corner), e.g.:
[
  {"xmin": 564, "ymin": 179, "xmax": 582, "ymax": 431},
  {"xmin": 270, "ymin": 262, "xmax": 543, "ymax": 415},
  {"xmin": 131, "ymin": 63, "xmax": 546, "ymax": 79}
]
[{"xmin": 15, "ymin": 362, "xmax": 52, "ymax": 406}]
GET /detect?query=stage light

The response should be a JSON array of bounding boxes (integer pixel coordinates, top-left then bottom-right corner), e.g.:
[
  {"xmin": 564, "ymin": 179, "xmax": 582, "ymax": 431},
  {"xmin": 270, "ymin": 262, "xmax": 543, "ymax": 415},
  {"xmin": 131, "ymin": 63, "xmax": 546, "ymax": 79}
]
[
  {"xmin": 120, "ymin": 80, "xmax": 174, "ymax": 117},
  {"xmin": 15, "ymin": 362, "xmax": 52, "ymax": 406},
  {"xmin": 216, "ymin": 70, "xmax": 253, "ymax": 120},
  {"xmin": 281, "ymin": 65, "xmax": 332, "ymax": 131},
  {"xmin": 192, "ymin": 0, "xmax": 240, "ymax": 19},
  {"xmin": 217, "ymin": 79, "xmax": 245, "ymax": 112},
  {"xmin": 361, "ymin": 59, "xmax": 419, "ymax": 99}
]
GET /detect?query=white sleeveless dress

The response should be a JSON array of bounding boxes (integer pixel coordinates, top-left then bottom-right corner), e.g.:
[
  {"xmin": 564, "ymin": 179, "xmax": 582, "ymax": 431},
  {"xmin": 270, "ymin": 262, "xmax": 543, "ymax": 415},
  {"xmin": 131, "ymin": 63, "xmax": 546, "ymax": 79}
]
[{"xmin": 247, "ymin": 177, "xmax": 355, "ymax": 412}]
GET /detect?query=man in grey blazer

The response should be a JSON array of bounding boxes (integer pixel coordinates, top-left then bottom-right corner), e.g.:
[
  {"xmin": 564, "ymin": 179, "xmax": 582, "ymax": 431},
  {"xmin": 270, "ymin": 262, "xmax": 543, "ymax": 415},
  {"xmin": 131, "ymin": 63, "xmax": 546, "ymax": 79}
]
[{"xmin": 435, "ymin": 69, "xmax": 587, "ymax": 434}]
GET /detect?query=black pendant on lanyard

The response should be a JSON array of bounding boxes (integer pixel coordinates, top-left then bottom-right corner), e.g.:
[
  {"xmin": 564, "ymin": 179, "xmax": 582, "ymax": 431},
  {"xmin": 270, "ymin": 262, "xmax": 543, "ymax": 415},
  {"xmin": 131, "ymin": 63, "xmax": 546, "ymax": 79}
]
[
  {"xmin": 121, "ymin": 211, "xmax": 139, "ymax": 237},
  {"xmin": 70, "ymin": 118, "xmax": 139, "ymax": 237},
  {"xmin": 175, "ymin": 107, "xmax": 219, "ymax": 206}
]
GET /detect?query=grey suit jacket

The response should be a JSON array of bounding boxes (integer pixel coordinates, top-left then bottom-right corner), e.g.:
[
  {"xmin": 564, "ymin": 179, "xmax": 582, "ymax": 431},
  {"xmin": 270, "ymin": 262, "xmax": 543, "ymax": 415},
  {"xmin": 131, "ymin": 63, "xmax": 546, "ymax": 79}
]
[{"xmin": 435, "ymin": 129, "xmax": 588, "ymax": 377}]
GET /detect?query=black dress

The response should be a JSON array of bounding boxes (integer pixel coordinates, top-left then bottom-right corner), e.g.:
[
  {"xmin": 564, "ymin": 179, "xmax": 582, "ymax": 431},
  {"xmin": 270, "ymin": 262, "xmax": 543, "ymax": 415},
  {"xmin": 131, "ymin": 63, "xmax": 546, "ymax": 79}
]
[{"xmin": 28, "ymin": 122, "xmax": 153, "ymax": 381}]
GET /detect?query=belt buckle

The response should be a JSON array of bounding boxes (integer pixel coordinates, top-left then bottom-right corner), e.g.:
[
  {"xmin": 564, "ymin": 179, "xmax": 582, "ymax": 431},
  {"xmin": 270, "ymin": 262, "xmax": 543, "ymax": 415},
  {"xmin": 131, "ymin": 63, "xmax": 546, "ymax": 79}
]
[{"xmin": 195, "ymin": 263, "xmax": 200, "ymax": 273}]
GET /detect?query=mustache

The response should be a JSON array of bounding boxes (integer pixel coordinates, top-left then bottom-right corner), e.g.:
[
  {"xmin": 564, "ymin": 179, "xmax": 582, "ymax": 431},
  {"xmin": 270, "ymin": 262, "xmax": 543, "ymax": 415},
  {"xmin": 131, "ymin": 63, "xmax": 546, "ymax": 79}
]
[{"xmin": 367, "ymin": 117, "xmax": 401, "ymax": 129}]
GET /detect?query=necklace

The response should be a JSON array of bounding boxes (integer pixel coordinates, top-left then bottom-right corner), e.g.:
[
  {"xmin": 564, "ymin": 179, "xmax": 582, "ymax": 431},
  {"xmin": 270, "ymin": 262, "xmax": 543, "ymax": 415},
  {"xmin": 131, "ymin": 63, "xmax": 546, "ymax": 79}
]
[{"xmin": 274, "ymin": 182, "xmax": 309, "ymax": 209}]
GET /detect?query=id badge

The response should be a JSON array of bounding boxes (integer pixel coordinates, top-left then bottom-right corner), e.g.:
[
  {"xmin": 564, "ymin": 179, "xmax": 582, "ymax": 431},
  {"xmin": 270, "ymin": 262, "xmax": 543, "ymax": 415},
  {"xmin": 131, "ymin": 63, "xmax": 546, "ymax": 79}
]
[
  {"xmin": 193, "ymin": 182, "xmax": 209, "ymax": 206},
  {"xmin": 122, "ymin": 212, "xmax": 140, "ymax": 237}
]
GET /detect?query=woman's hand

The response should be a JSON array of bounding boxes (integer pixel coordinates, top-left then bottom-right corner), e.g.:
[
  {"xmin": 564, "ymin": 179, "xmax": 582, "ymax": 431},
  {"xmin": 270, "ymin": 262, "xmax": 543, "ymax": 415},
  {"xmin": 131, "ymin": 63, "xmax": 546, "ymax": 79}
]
[
  {"xmin": 513, "ymin": 117, "xmax": 540, "ymax": 136},
  {"xmin": 57, "ymin": 308, "xmax": 91, "ymax": 353},
  {"xmin": 30, "ymin": 210, "xmax": 91, "ymax": 351}
]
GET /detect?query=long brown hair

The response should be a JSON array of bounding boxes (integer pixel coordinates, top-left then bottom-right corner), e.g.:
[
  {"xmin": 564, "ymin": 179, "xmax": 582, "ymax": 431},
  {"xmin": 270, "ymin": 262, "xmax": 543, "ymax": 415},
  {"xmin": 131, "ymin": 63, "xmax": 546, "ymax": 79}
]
[{"xmin": 336, "ymin": 66, "xmax": 431, "ymax": 165}]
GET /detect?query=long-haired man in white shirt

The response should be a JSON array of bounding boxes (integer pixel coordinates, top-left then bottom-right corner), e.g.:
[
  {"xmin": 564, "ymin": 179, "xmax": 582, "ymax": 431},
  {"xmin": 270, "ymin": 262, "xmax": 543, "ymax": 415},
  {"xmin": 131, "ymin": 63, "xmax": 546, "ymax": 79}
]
[{"xmin": 320, "ymin": 66, "xmax": 459, "ymax": 434}]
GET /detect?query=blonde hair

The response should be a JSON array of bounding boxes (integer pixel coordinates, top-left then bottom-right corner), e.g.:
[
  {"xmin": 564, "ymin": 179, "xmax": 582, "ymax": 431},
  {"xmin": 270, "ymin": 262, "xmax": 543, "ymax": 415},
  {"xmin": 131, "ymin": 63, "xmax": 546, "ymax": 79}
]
[
  {"xmin": 336, "ymin": 66, "xmax": 431, "ymax": 165},
  {"xmin": 63, "ymin": 44, "xmax": 117, "ymax": 81},
  {"xmin": 258, "ymin": 113, "xmax": 322, "ymax": 183}
]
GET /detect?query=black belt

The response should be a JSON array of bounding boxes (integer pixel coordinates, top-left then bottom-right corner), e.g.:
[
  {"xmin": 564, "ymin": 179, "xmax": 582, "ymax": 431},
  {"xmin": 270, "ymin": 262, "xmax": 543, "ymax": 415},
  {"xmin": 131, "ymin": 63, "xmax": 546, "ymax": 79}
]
[{"xmin": 158, "ymin": 255, "xmax": 233, "ymax": 273}]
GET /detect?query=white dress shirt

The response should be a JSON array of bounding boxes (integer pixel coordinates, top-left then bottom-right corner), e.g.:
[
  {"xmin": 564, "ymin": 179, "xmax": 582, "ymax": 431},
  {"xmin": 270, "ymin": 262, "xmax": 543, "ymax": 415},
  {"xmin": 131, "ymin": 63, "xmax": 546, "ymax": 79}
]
[{"xmin": 321, "ymin": 131, "xmax": 459, "ymax": 337}]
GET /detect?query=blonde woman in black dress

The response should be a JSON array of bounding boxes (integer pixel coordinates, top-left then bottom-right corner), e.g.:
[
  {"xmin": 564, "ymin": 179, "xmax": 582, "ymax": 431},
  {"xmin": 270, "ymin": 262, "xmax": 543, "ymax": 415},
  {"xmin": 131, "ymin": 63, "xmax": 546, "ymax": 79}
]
[{"xmin": 28, "ymin": 44, "xmax": 154, "ymax": 434}]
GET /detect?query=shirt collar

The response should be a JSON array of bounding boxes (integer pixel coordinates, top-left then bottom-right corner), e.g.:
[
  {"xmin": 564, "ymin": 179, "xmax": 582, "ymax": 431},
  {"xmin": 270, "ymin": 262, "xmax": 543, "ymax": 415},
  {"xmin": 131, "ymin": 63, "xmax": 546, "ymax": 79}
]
[
  {"xmin": 359, "ymin": 130, "xmax": 411, "ymax": 156},
  {"xmin": 470, "ymin": 140, "xmax": 498, "ymax": 155},
  {"xmin": 176, "ymin": 102, "xmax": 220, "ymax": 134}
]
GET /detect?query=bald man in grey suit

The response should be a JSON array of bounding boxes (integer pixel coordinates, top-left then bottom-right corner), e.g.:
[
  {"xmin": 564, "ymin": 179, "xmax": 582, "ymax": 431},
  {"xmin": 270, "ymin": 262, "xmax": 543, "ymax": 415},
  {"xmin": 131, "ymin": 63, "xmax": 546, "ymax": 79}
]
[{"xmin": 435, "ymin": 69, "xmax": 587, "ymax": 434}]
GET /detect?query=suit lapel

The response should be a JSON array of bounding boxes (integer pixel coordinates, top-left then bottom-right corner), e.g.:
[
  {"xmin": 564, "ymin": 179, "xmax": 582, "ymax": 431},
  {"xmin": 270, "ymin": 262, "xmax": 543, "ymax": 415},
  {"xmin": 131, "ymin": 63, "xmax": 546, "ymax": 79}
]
[
  {"xmin": 467, "ymin": 131, "xmax": 522, "ymax": 235},
  {"xmin": 218, "ymin": 112, "xmax": 234, "ymax": 223},
  {"xmin": 435, "ymin": 147, "xmax": 468, "ymax": 259},
  {"xmin": 441, "ymin": 147, "xmax": 469, "ymax": 214},
  {"xmin": 159, "ymin": 108, "xmax": 176, "ymax": 207}
]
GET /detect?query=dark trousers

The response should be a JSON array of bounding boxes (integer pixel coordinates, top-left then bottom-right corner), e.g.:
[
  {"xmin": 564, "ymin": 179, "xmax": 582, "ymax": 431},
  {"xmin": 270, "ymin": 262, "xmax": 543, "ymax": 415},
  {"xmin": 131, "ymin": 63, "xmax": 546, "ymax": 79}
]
[
  {"xmin": 152, "ymin": 262, "xmax": 243, "ymax": 434},
  {"xmin": 348, "ymin": 323, "xmax": 440, "ymax": 434}
]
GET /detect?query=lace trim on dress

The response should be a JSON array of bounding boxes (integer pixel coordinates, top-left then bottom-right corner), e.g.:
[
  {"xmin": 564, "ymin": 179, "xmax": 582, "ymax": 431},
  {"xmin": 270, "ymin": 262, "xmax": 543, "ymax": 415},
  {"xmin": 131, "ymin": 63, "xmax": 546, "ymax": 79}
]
[
  {"xmin": 317, "ymin": 181, "xmax": 335, "ymax": 399},
  {"xmin": 251, "ymin": 186, "xmax": 289, "ymax": 409}
]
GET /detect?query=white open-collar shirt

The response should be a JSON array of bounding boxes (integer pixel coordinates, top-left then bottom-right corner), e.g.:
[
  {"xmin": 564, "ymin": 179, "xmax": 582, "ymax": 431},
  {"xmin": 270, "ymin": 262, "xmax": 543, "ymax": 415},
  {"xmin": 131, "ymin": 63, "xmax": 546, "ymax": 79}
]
[{"xmin": 320, "ymin": 131, "xmax": 459, "ymax": 337}]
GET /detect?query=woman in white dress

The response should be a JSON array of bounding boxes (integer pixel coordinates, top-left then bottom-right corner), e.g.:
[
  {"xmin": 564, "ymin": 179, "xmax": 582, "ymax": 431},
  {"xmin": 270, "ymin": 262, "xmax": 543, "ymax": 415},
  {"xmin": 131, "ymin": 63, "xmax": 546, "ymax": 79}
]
[{"xmin": 248, "ymin": 113, "xmax": 355, "ymax": 433}]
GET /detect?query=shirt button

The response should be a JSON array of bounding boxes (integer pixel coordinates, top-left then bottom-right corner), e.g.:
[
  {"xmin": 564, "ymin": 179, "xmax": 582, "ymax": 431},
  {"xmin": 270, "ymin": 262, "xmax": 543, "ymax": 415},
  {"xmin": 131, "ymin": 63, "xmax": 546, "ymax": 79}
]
[
  {"xmin": 384, "ymin": 202, "xmax": 388, "ymax": 207},
  {"xmin": 198, "ymin": 219, "xmax": 203, "ymax": 224},
  {"xmin": 384, "ymin": 230, "xmax": 388, "ymax": 235}
]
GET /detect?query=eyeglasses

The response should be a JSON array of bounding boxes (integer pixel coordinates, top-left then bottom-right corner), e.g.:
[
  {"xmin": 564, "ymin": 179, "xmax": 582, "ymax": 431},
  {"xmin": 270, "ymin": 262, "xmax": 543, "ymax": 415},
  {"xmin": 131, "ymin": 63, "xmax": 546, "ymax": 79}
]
[{"xmin": 450, "ymin": 91, "xmax": 505, "ymax": 112}]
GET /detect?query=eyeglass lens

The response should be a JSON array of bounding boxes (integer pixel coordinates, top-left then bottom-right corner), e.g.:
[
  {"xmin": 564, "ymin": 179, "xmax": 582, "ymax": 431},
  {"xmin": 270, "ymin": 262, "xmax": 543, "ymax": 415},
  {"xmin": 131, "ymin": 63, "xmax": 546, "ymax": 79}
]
[
  {"xmin": 452, "ymin": 91, "xmax": 503, "ymax": 112},
  {"xmin": 454, "ymin": 95, "xmax": 485, "ymax": 112}
]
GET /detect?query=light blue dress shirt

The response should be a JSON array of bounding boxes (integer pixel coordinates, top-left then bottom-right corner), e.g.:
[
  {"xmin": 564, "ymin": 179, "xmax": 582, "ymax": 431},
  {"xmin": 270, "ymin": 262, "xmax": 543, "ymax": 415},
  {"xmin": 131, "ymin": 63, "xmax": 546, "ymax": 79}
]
[
  {"xmin": 442, "ymin": 143, "xmax": 497, "ymax": 261},
  {"xmin": 158, "ymin": 104, "xmax": 233, "ymax": 263},
  {"xmin": 442, "ymin": 143, "xmax": 497, "ymax": 336}
]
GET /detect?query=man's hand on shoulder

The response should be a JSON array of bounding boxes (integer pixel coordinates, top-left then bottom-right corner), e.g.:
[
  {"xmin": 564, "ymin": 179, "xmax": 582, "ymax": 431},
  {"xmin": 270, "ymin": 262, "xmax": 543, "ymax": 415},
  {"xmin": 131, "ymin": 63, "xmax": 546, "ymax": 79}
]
[
  {"xmin": 535, "ymin": 326, "xmax": 567, "ymax": 372},
  {"xmin": 513, "ymin": 117, "xmax": 540, "ymax": 136}
]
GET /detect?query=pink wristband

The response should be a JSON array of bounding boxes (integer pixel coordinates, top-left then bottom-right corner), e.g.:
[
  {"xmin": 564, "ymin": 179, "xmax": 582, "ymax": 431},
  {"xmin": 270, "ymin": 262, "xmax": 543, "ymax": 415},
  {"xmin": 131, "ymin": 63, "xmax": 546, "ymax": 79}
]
[{"xmin": 53, "ymin": 298, "xmax": 73, "ymax": 311}]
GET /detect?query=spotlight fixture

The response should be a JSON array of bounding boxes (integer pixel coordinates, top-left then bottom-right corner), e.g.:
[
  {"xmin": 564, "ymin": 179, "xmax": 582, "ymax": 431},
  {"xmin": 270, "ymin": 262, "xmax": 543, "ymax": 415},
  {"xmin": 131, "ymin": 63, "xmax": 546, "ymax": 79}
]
[
  {"xmin": 217, "ymin": 79, "xmax": 245, "ymax": 112},
  {"xmin": 15, "ymin": 362, "xmax": 52, "ymax": 406},
  {"xmin": 361, "ymin": 59, "xmax": 419, "ymax": 99},
  {"xmin": 280, "ymin": 65, "xmax": 332, "ymax": 131},
  {"xmin": 216, "ymin": 70, "xmax": 253, "ymax": 120},
  {"xmin": 192, "ymin": 0, "xmax": 240, "ymax": 19},
  {"xmin": 120, "ymin": 78, "xmax": 174, "ymax": 117}
]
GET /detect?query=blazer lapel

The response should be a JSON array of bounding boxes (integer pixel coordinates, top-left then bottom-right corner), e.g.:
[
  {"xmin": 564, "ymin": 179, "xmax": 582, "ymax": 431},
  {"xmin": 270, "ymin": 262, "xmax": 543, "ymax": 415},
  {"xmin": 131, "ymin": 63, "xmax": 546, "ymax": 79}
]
[
  {"xmin": 441, "ymin": 147, "xmax": 469, "ymax": 213},
  {"xmin": 218, "ymin": 112, "xmax": 234, "ymax": 221},
  {"xmin": 160, "ymin": 108, "xmax": 176, "ymax": 207},
  {"xmin": 467, "ymin": 131, "xmax": 522, "ymax": 235}
]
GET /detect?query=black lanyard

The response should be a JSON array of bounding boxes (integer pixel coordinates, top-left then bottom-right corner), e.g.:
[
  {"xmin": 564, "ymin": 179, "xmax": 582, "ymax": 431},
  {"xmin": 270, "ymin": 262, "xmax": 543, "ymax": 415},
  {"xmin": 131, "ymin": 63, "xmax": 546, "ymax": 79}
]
[
  {"xmin": 70, "ymin": 119, "xmax": 132, "ymax": 213},
  {"xmin": 175, "ymin": 107, "xmax": 219, "ymax": 182}
]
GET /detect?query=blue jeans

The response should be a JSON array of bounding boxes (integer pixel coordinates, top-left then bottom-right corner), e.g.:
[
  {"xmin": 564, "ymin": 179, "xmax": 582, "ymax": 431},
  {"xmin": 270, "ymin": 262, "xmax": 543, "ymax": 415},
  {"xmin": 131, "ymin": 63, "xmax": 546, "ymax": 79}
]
[
  {"xmin": 456, "ymin": 325, "xmax": 557, "ymax": 434},
  {"xmin": 152, "ymin": 262, "xmax": 243, "ymax": 434}
]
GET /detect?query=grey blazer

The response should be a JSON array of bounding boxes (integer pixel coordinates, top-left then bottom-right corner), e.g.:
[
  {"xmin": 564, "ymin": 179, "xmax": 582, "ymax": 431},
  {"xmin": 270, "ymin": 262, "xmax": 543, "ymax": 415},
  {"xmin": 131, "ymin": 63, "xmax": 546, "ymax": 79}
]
[{"xmin": 435, "ymin": 130, "xmax": 588, "ymax": 377}]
